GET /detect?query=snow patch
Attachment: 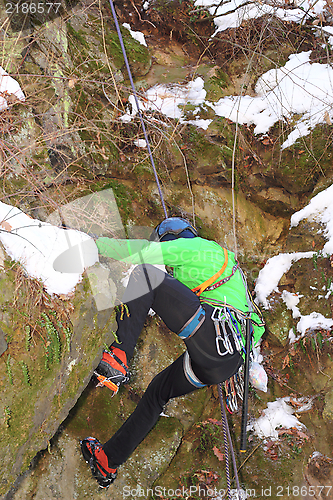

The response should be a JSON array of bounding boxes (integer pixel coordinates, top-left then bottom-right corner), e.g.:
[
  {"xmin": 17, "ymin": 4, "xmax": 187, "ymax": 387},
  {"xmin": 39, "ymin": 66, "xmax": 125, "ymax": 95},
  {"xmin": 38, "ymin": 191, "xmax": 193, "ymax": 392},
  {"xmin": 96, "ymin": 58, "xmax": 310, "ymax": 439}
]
[
  {"xmin": 121, "ymin": 77, "xmax": 208, "ymax": 128},
  {"xmin": 0, "ymin": 67, "xmax": 25, "ymax": 111},
  {"xmin": 0, "ymin": 202, "xmax": 98, "ymax": 296},
  {"xmin": 254, "ymin": 252, "xmax": 314, "ymax": 309},
  {"xmin": 250, "ymin": 397, "xmax": 306, "ymax": 440},
  {"xmin": 194, "ymin": 0, "xmax": 327, "ymax": 34},
  {"xmin": 291, "ymin": 183, "xmax": 333, "ymax": 255},
  {"xmin": 134, "ymin": 139, "xmax": 147, "ymax": 148},
  {"xmin": 123, "ymin": 23, "xmax": 147, "ymax": 46},
  {"xmin": 210, "ymin": 51, "xmax": 333, "ymax": 149}
]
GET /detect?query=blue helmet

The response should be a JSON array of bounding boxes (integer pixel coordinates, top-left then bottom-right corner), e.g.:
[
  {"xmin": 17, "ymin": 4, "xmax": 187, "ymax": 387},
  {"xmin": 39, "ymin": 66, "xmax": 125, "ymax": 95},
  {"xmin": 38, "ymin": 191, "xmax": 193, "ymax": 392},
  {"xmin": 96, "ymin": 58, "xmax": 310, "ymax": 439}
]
[{"xmin": 151, "ymin": 217, "xmax": 198, "ymax": 242}]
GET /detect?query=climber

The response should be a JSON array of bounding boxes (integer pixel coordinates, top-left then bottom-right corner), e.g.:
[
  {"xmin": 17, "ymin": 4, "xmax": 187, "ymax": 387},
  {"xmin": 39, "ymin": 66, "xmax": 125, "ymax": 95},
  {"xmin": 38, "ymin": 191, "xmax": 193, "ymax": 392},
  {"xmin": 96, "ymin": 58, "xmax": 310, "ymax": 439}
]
[{"xmin": 80, "ymin": 217, "xmax": 265, "ymax": 488}]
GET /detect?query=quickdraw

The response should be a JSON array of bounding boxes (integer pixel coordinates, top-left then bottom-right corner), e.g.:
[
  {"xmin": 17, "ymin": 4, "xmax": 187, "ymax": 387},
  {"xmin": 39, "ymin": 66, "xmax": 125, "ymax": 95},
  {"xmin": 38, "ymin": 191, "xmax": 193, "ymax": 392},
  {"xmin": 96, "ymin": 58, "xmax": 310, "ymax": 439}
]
[
  {"xmin": 210, "ymin": 305, "xmax": 249, "ymax": 359},
  {"xmin": 224, "ymin": 367, "xmax": 244, "ymax": 413},
  {"xmin": 211, "ymin": 307, "xmax": 234, "ymax": 356}
]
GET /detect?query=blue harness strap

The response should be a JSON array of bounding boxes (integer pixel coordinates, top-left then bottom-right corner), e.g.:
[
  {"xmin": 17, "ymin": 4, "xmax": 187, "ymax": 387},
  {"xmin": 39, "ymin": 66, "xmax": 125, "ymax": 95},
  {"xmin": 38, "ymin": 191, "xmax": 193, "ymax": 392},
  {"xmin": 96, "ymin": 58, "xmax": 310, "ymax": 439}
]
[{"xmin": 178, "ymin": 305, "xmax": 206, "ymax": 340}]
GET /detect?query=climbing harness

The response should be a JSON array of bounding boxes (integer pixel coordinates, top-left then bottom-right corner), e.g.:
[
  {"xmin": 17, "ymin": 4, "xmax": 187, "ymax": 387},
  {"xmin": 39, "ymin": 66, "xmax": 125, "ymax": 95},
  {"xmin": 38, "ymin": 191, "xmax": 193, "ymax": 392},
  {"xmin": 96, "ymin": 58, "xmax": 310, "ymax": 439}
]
[
  {"xmin": 191, "ymin": 247, "xmax": 229, "ymax": 296},
  {"xmin": 178, "ymin": 305, "xmax": 205, "ymax": 340},
  {"xmin": 183, "ymin": 351, "xmax": 206, "ymax": 388}
]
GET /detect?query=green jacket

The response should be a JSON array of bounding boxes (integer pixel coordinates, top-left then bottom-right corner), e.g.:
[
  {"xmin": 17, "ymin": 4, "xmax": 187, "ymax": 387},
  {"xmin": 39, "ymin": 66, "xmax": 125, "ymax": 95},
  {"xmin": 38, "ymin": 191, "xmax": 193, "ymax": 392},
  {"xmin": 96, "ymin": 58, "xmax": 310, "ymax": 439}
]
[{"xmin": 96, "ymin": 236, "xmax": 265, "ymax": 346}]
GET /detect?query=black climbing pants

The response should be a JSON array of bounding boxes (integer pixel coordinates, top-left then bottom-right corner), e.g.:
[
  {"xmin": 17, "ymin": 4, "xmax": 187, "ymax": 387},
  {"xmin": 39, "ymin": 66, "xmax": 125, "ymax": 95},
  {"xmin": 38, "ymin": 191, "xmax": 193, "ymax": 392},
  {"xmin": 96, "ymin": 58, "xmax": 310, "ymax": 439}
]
[{"xmin": 102, "ymin": 264, "xmax": 242, "ymax": 466}]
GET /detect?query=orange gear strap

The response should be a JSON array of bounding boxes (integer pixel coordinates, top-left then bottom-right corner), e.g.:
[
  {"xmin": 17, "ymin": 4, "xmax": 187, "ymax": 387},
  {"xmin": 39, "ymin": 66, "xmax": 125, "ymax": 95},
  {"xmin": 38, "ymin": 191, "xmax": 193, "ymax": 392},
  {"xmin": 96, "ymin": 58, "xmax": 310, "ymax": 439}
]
[{"xmin": 191, "ymin": 247, "xmax": 229, "ymax": 296}]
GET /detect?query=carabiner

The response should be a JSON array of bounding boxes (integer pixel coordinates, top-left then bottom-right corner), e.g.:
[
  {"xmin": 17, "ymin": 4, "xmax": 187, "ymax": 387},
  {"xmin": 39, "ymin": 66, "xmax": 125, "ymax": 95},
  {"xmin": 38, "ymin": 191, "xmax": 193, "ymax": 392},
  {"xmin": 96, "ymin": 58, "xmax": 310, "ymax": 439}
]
[
  {"xmin": 220, "ymin": 317, "xmax": 234, "ymax": 354},
  {"xmin": 212, "ymin": 308, "xmax": 230, "ymax": 356}
]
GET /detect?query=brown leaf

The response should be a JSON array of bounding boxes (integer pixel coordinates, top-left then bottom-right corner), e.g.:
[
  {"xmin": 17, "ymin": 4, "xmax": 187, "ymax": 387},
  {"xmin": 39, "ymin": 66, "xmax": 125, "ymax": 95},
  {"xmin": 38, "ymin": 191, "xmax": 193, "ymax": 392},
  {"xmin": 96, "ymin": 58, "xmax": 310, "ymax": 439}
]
[
  {"xmin": 68, "ymin": 78, "xmax": 77, "ymax": 89},
  {"xmin": 207, "ymin": 418, "xmax": 222, "ymax": 426},
  {"xmin": 324, "ymin": 110, "xmax": 332, "ymax": 125},
  {"xmin": 282, "ymin": 354, "xmax": 290, "ymax": 369},
  {"xmin": 0, "ymin": 220, "xmax": 12, "ymax": 231},
  {"xmin": 213, "ymin": 446, "xmax": 224, "ymax": 461}
]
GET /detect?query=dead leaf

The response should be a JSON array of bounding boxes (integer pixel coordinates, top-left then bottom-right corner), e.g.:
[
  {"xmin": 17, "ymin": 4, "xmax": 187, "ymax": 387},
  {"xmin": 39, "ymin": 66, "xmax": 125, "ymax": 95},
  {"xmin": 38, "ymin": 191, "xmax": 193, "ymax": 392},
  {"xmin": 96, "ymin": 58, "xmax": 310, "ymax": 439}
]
[
  {"xmin": 68, "ymin": 78, "xmax": 77, "ymax": 89},
  {"xmin": 324, "ymin": 111, "xmax": 332, "ymax": 125},
  {"xmin": 0, "ymin": 220, "xmax": 12, "ymax": 231},
  {"xmin": 282, "ymin": 354, "xmax": 290, "ymax": 369},
  {"xmin": 213, "ymin": 446, "xmax": 224, "ymax": 461},
  {"xmin": 208, "ymin": 418, "xmax": 222, "ymax": 426}
]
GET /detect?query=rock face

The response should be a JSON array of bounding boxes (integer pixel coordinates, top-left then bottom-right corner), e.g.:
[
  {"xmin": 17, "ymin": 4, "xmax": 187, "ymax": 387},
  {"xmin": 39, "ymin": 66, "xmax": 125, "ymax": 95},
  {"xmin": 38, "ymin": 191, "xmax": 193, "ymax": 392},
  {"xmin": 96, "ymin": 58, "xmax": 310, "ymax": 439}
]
[
  {"xmin": 0, "ymin": 265, "xmax": 116, "ymax": 497},
  {"xmin": 304, "ymin": 453, "xmax": 333, "ymax": 500},
  {"xmin": 1, "ymin": 0, "xmax": 333, "ymax": 497}
]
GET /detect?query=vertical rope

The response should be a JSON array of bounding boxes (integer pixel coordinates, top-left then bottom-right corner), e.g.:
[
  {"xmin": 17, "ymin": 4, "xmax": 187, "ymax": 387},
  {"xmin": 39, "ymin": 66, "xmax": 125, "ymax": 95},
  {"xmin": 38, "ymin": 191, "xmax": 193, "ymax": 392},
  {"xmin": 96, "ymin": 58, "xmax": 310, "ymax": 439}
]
[
  {"xmin": 218, "ymin": 383, "xmax": 231, "ymax": 500},
  {"xmin": 218, "ymin": 383, "xmax": 242, "ymax": 499},
  {"xmin": 231, "ymin": 123, "xmax": 238, "ymax": 260},
  {"xmin": 108, "ymin": 0, "xmax": 168, "ymax": 219}
]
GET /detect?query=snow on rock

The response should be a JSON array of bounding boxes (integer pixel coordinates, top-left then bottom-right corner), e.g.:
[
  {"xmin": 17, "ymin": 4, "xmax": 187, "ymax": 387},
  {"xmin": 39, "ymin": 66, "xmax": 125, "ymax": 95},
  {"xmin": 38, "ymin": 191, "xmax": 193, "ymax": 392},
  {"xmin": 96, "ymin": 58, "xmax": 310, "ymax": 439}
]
[
  {"xmin": 0, "ymin": 67, "xmax": 25, "ymax": 111},
  {"xmin": 282, "ymin": 291, "xmax": 333, "ymax": 339},
  {"xmin": 0, "ymin": 202, "xmax": 98, "ymax": 296},
  {"xmin": 296, "ymin": 312, "xmax": 333, "ymax": 336},
  {"xmin": 291, "ymin": 183, "xmax": 333, "ymax": 255},
  {"xmin": 282, "ymin": 290, "xmax": 302, "ymax": 319},
  {"xmin": 255, "ymin": 184, "xmax": 333, "ymax": 341},
  {"xmin": 123, "ymin": 23, "xmax": 147, "ymax": 46},
  {"xmin": 121, "ymin": 77, "xmax": 210, "ymax": 128},
  {"xmin": 250, "ymin": 397, "xmax": 306, "ymax": 440},
  {"xmin": 254, "ymin": 252, "xmax": 314, "ymax": 308},
  {"xmin": 194, "ymin": 0, "xmax": 327, "ymax": 34},
  {"xmin": 121, "ymin": 46, "xmax": 333, "ymax": 149},
  {"xmin": 209, "ymin": 51, "xmax": 333, "ymax": 149}
]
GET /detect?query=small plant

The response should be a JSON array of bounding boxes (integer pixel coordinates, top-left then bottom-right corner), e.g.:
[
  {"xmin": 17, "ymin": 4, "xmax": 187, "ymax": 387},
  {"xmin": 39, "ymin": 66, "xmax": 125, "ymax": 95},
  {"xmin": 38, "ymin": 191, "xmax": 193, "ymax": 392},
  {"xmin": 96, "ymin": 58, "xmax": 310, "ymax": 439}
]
[
  {"xmin": 312, "ymin": 252, "xmax": 318, "ymax": 271},
  {"xmin": 19, "ymin": 360, "xmax": 31, "ymax": 386},
  {"xmin": 195, "ymin": 421, "xmax": 221, "ymax": 453},
  {"xmin": 43, "ymin": 342, "xmax": 50, "ymax": 370},
  {"xmin": 40, "ymin": 313, "xmax": 61, "ymax": 364},
  {"xmin": 4, "ymin": 406, "xmax": 11, "ymax": 428},
  {"xmin": 289, "ymin": 354, "xmax": 295, "ymax": 375},
  {"xmin": 317, "ymin": 331, "xmax": 323, "ymax": 349},
  {"xmin": 292, "ymin": 444, "xmax": 302, "ymax": 455},
  {"xmin": 299, "ymin": 338, "xmax": 306, "ymax": 354},
  {"xmin": 51, "ymin": 311, "xmax": 72, "ymax": 353}
]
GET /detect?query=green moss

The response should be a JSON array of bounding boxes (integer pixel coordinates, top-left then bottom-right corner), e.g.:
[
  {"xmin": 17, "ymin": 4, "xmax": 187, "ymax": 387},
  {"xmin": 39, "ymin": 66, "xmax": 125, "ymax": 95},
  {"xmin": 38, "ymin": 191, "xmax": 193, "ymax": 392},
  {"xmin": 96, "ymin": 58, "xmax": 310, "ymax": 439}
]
[
  {"xmin": 205, "ymin": 70, "xmax": 231, "ymax": 101},
  {"xmin": 66, "ymin": 23, "xmax": 90, "ymax": 49},
  {"xmin": 102, "ymin": 27, "xmax": 151, "ymax": 76},
  {"xmin": 90, "ymin": 178, "xmax": 138, "ymax": 226},
  {"xmin": 265, "ymin": 124, "xmax": 333, "ymax": 195}
]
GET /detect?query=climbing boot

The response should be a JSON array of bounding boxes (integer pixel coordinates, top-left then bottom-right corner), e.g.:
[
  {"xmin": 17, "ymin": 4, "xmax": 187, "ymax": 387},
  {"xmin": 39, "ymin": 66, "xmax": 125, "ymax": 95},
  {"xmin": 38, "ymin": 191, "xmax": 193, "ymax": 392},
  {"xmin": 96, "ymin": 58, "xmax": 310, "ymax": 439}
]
[
  {"xmin": 94, "ymin": 347, "xmax": 130, "ymax": 394},
  {"xmin": 80, "ymin": 437, "xmax": 117, "ymax": 488}
]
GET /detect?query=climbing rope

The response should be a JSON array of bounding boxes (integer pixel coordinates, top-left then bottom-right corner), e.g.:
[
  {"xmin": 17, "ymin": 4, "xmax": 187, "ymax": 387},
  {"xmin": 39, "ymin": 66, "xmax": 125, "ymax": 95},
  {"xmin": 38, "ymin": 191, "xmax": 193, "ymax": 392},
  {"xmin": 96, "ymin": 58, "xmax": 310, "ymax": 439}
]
[
  {"xmin": 218, "ymin": 384, "xmax": 242, "ymax": 498},
  {"xmin": 107, "ymin": 0, "xmax": 168, "ymax": 219}
]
